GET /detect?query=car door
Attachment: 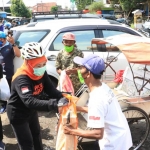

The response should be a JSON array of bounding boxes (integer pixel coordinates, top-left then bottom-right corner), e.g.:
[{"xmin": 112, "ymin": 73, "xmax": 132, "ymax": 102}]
[
  {"xmin": 45, "ymin": 25, "xmax": 103, "ymax": 79},
  {"xmin": 98, "ymin": 25, "xmax": 142, "ymax": 80}
]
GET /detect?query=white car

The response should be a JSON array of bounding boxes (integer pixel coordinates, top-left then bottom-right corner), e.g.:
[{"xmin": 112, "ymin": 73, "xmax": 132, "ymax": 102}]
[{"xmin": 12, "ymin": 19, "xmax": 145, "ymax": 86}]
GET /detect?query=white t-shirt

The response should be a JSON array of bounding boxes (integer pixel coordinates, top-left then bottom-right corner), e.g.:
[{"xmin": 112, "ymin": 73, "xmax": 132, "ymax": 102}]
[{"xmin": 87, "ymin": 83, "xmax": 132, "ymax": 150}]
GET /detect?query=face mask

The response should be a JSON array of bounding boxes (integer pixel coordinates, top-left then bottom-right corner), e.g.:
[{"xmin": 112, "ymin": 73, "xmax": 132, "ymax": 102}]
[
  {"xmin": 77, "ymin": 70, "xmax": 85, "ymax": 84},
  {"xmin": 64, "ymin": 45, "xmax": 74, "ymax": 53},
  {"xmin": 33, "ymin": 66, "xmax": 46, "ymax": 76}
]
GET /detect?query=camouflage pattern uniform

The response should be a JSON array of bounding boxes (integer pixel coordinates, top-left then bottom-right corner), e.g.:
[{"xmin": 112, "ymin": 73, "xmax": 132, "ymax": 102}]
[{"xmin": 55, "ymin": 48, "xmax": 84, "ymax": 93}]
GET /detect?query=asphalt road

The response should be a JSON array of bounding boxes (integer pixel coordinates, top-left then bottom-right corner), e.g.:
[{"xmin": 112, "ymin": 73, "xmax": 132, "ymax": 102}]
[{"xmin": 1, "ymin": 111, "xmax": 150, "ymax": 150}]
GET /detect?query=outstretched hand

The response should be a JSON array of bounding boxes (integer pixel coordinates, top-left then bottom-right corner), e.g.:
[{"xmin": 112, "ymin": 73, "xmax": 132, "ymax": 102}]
[
  {"xmin": 65, "ymin": 68, "xmax": 77, "ymax": 75},
  {"xmin": 63, "ymin": 125, "xmax": 74, "ymax": 134}
]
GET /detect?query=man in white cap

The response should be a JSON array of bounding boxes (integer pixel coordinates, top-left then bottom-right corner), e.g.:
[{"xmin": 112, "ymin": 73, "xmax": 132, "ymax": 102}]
[{"xmin": 64, "ymin": 54, "xmax": 132, "ymax": 150}]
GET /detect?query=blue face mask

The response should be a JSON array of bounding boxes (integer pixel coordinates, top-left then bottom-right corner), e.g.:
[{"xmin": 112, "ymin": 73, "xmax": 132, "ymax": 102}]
[
  {"xmin": 0, "ymin": 41, "xmax": 3, "ymax": 47},
  {"xmin": 33, "ymin": 66, "xmax": 46, "ymax": 76}
]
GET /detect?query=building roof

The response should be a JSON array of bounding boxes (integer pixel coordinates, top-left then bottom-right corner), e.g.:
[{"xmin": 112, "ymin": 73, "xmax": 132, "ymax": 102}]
[
  {"xmin": 32, "ymin": 2, "xmax": 57, "ymax": 12},
  {"xmin": 0, "ymin": 0, "xmax": 11, "ymax": 7}
]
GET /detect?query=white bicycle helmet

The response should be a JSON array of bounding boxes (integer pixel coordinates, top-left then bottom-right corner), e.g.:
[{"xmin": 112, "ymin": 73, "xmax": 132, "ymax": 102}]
[{"xmin": 21, "ymin": 42, "xmax": 45, "ymax": 59}]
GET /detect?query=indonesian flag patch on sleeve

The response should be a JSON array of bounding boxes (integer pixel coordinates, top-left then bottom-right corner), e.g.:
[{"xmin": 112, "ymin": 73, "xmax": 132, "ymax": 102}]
[{"xmin": 21, "ymin": 87, "xmax": 29, "ymax": 94}]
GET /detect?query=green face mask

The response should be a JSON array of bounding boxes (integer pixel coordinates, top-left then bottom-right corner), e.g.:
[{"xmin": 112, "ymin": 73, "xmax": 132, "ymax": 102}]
[
  {"xmin": 77, "ymin": 70, "xmax": 85, "ymax": 84},
  {"xmin": 64, "ymin": 45, "xmax": 74, "ymax": 53},
  {"xmin": 33, "ymin": 66, "xmax": 46, "ymax": 76}
]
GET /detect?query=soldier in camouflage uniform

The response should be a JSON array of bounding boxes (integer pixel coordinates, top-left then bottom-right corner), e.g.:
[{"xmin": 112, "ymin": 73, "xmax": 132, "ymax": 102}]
[{"xmin": 55, "ymin": 32, "xmax": 84, "ymax": 93}]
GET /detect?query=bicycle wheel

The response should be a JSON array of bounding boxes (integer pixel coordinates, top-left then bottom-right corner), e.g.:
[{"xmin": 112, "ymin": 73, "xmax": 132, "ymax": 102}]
[{"xmin": 122, "ymin": 107, "xmax": 150, "ymax": 150}]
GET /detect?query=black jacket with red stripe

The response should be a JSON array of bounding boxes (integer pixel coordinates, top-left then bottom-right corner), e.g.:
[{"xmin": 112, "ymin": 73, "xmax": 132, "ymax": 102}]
[{"xmin": 7, "ymin": 72, "xmax": 62, "ymax": 123}]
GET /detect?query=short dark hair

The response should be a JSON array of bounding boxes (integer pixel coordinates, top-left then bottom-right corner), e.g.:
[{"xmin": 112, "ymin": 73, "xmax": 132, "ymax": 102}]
[
  {"xmin": 84, "ymin": 67, "xmax": 104, "ymax": 79},
  {"xmin": 91, "ymin": 71, "xmax": 104, "ymax": 79}
]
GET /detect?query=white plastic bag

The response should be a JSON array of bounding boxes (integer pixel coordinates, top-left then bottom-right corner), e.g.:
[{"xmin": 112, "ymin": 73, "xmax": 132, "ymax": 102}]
[
  {"xmin": 0, "ymin": 77, "xmax": 10, "ymax": 101},
  {"xmin": 57, "ymin": 70, "xmax": 74, "ymax": 95}
]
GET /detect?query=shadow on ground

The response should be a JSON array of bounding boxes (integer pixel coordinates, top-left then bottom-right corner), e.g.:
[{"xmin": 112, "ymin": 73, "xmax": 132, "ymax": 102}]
[
  {"xmin": 3, "ymin": 123, "xmax": 15, "ymax": 138},
  {"xmin": 5, "ymin": 143, "xmax": 19, "ymax": 150}
]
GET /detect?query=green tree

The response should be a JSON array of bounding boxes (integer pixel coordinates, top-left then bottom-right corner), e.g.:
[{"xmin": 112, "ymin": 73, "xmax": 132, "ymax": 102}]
[
  {"xmin": 75, "ymin": 0, "xmax": 94, "ymax": 10},
  {"xmin": 51, "ymin": 6, "xmax": 58, "ymax": 13},
  {"xmin": 89, "ymin": 1, "xmax": 104, "ymax": 13},
  {"xmin": 110, "ymin": 0, "xmax": 150, "ymax": 18},
  {"xmin": 10, "ymin": 0, "xmax": 31, "ymax": 18}
]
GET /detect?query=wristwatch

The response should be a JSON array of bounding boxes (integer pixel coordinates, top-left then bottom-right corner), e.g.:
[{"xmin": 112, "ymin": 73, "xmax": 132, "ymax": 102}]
[{"xmin": 12, "ymin": 43, "xmax": 17, "ymax": 47}]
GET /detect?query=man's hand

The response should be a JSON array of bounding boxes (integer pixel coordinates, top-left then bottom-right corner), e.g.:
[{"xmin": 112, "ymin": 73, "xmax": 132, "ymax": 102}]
[
  {"xmin": 63, "ymin": 125, "xmax": 74, "ymax": 134},
  {"xmin": 7, "ymin": 35, "xmax": 15, "ymax": 45},
  {"xmin": 7, "ymin": 35, "xmax": 21, "ymax": 57},
  {"xmin": 66, "ymin": 68, "xmax": 77, "ymax": 75}
]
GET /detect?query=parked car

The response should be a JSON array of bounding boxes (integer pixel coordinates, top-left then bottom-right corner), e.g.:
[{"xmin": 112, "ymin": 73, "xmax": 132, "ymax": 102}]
[{"xmin": 12, "ymin": 19, "xmax": 145, "ymax": 87}]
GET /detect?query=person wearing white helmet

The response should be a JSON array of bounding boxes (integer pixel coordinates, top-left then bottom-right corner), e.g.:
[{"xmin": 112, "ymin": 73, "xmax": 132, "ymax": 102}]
[
  {"xmin": 55, "ymin": 32, "xmax": 84, "ymax": 93},
  {"xmin": 6, "ymin": 42, "xmax": 68, "ymax": 150}
]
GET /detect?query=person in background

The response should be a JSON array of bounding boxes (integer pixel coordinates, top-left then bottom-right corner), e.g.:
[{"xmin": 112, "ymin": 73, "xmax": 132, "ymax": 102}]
[
  {"xmin": 0, "ymin": 19, "xmax": 4, "ymax": 47},
  {"xmin": 0, "ymin": 63, "xmax": 5, "ymax": 150},
  {"xmin": 55, "ymin": 32, "xmax": 84, "ymax": 93},
  {"xmin": 0, "ymin": 31, "xmax": 20, "ymax": 113},
  {"xmin": 0, "ymin": 19, "xmax": 4, "ymax": 32},
  {"xmin": 4, "ymin": 21, "xmax": 12, "ymax": 35},
  {"xmin": 11, "ymin": 20, "xmax": 17, "ymax": 28},
  {"xmin": 7, "ymin": 42, "xmax": 68, "ymax": 150},
  {"xmin": 64, "ymin": 54, "xmax": 132, "ymax": 150}
]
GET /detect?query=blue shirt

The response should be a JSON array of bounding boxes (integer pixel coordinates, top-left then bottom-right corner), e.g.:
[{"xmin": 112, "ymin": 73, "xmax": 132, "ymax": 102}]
[
  {"xmin": 0, "ymin": 42, "xmax": 14, "ymax": 78},
  {"xmin": 0, "ymin": 25, "xmax": 4, "ymax": 31}
]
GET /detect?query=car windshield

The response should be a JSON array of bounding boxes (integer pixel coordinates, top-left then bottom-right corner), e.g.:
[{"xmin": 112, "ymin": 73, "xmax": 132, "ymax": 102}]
[{"xmin": 15, "ymin": 30, "xmax": 50, "ymax": 47}]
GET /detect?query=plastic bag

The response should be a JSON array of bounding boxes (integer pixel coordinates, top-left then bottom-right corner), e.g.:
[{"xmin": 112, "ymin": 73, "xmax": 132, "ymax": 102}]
[
  {"xmin": 57, "ymin": 70, "xmax": 74, "ymax": 95},
  {"xmin": 113, "ymin": 70, "xmax": 125, "ymax": 83},
  {"xmin": 0, "ymin": 76, "xmax": 10, "ymax": 101},
  {"xmin": 56, "ymin": 94, "xmax": 78, "ymax": 150}
]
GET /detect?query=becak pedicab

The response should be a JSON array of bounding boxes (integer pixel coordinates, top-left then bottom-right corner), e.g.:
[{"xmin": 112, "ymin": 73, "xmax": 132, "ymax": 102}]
[{"xmin": 91, "ymin": 34, "xmax": 150, "ymax": 150}]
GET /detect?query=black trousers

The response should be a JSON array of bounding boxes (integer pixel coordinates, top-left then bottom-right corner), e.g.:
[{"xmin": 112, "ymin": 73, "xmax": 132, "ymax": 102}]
[
  {"xmin": 6, "ymin": 78, "xmax": 12, "ymax": 91},
  {"xmin": 0, "ymin": 116, "xmax": 3, "ymax": 141},
  {"xmin": 11, "ymin": 112, "xmax": 43, "ymax": 150}
]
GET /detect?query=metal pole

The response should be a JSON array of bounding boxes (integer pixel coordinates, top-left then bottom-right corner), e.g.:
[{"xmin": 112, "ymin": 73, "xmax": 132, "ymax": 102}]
[{"xmin": 2, "ymin": 0, "xmax": 5, "ymax": 11}]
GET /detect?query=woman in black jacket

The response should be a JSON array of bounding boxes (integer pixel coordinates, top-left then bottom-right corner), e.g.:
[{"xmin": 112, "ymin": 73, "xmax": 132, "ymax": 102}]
[{"xmin": 7, "ymin": 42, "xmax": 68, "ymax": 150}]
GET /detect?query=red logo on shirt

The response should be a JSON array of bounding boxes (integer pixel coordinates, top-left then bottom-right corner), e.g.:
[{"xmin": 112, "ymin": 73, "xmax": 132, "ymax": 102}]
[
  {"xmin": 33, "ymin": 83, "xmax": 43, "ymax": 95},
  {"xmin": 89, "ymin": 116, "xmax": 100, "ymax": 120}
]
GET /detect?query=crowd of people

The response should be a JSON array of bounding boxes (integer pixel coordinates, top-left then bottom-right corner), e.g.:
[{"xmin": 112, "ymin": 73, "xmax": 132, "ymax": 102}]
[{"xmin": 0, "ymin": 30, "xmax": 133, "ymax": 150}]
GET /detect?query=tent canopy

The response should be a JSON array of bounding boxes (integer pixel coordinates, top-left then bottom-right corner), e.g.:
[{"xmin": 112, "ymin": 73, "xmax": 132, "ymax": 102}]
[{"xmin": 91, "ymin": 34, "xmax": 150, "ymax": 64}]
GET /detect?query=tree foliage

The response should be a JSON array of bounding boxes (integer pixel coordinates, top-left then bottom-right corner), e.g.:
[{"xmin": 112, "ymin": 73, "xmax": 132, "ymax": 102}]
[
  {"xmin": 51, "ymin": 6, "xmax": 58, "ymax": 12},
  {"xmin": 10, "ymin": 0, "xmax": 31, "ymax": 18},
  {"xmin": 75, "ymin": 0, "xmax": 94, "ymax": 10},
  {"xmin": 89, "ymin": 1, "xmax": 104, "ymax": 13},
  {"xmin": 110, "ymin": 0, "xmax": 150, "ymax": 17}
]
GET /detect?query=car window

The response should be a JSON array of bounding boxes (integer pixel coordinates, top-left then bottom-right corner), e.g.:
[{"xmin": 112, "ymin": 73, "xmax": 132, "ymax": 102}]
[
  {"xmin": 50, "ymin": 30, "xmax": 97, "ymax": 51},
  {"xmin": 15, "ymin": 30, "xmax": 50, "ymax": 47},
  {"xmin": 102, "ymin": 29, "xmax": 129, "ymax": 51}
]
